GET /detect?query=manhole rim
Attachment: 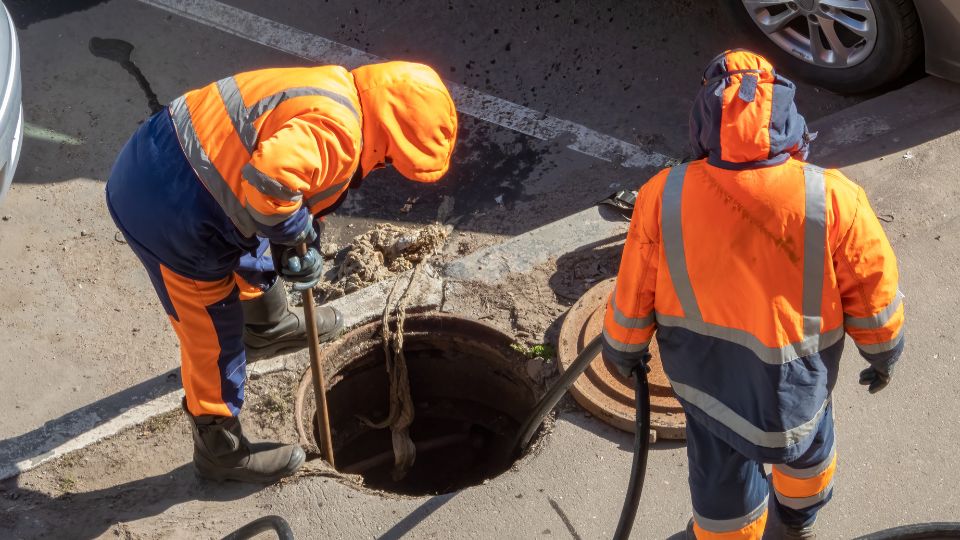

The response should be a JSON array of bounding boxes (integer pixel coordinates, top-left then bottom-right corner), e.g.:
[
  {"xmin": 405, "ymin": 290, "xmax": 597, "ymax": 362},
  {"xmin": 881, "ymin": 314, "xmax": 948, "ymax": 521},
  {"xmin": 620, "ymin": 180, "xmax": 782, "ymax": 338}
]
[
  {"xmin": 557, "ymin": 277, "xmax": 686, "ymax": 439},
  {"xmin": 294, "ymin": 312, "xmax": 550, "ymax": 497}
]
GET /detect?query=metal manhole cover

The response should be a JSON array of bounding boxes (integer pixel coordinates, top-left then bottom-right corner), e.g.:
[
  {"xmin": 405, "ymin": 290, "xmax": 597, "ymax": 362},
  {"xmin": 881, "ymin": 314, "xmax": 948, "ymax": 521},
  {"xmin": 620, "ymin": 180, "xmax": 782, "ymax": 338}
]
[{"xmin": 558, "ymin": 278, "xmax": 686, "ymax": 439}]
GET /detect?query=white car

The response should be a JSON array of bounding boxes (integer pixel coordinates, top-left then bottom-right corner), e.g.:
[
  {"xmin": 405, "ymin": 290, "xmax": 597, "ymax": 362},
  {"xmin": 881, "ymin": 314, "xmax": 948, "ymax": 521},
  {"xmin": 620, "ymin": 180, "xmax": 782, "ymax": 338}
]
[{"xmin": 0, "ymin": 0, "xmax": 22, "ymax": 204}]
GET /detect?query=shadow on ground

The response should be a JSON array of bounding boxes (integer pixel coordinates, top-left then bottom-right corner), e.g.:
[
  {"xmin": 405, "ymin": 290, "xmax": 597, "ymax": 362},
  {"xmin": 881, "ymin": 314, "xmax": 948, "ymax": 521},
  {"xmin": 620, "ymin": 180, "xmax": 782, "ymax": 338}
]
[{"xmin": 0, "ymin": 464, "xmax": 261, "ymax": 538}]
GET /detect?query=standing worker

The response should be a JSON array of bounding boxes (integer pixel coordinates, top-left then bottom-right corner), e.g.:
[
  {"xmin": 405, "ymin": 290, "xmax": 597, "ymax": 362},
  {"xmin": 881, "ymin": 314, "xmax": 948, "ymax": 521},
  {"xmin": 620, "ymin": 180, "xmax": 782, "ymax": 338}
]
[
  {"xmin": 602, "ymin": 50, "xmax": 903, "ymax": 539},
  {"xmin": 106, "ymin": 62, "xmax": 458, "ymax": 483}
]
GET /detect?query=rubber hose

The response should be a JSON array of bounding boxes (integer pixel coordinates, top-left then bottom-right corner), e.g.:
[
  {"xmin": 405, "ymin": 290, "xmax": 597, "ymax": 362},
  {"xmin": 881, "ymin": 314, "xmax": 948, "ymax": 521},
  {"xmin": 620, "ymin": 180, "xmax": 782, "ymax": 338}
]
[
  {"xmin": 613, "ymin": 366, "xmax": 651, "ymax": 540},
  {"xmin": 853, "ymin": 523, "xmax": 960, "ymax": 540},
  {"xmin": 221, "ymin": 515, "xmax": 295, "ymax": 540},
  {"xmin": 514, "ymin": 335, "xmax": 603, "ymax": 454}
]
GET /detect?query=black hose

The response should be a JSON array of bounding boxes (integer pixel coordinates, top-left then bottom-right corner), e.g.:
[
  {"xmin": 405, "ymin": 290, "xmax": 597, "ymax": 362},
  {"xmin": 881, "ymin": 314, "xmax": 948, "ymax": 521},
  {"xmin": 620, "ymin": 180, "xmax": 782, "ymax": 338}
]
[
  {"xmin": 514, "ymin": 335, "xmax": 603, "ymax": 455},
  {"xmin": 221, "ymin": 515, "xmax": 295, "ymax": 540},
  {"xmin": 613, "ymin": 366, "xmax": 651, "ymax": 540},
  {"xmin": 854, "ymin": 523, "xmax": 960, "ymax": 540}
]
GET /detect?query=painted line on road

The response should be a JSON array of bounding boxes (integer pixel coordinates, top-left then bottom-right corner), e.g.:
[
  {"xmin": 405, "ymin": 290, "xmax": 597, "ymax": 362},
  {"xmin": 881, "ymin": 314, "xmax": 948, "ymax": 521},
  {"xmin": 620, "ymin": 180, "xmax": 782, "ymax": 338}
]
[{"xmin": 134, "ymin": 0, "xmax": 670, "ymax": 169}]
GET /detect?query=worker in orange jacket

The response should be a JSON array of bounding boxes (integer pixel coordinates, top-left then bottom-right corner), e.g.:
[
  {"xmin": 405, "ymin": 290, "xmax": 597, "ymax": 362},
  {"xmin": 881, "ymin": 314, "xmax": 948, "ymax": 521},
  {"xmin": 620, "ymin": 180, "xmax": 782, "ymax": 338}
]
[
  {"xmin": 602, "ymin": 51, "xmax": 903, "ymax": 540},
  {"xmin": 106, "ymin": 62, "xmax": 457, "ymax": 483}
]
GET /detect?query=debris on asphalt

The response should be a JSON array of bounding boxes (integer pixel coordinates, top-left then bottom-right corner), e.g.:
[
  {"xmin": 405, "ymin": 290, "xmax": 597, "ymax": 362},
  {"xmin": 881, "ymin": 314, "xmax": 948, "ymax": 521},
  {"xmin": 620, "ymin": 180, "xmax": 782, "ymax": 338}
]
[{"xmin": 308, "ymin": 223, "xmax": 450, "ymax": 303}]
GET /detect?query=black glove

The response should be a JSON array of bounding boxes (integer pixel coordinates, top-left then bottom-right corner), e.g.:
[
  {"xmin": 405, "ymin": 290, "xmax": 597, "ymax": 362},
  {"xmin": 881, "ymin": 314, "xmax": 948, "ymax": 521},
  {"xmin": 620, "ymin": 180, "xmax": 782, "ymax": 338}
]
[
  {"xmin": 609, "ymin": 352, "xmax": 652, "ymax": 379},
  {"xmin": 272, "ymin": 219, "xmax": 324, "ymax": 292},
  {"xmin": 859, "ymin": 364, "xmax": 893, "ymax": 394}
]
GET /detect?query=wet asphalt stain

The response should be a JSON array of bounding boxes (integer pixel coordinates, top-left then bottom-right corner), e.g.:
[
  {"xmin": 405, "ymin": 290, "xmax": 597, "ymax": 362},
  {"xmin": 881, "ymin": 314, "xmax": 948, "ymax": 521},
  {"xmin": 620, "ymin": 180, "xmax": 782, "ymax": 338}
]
[
  {"xmin": 6, "ymin": 0, "xmax": 112, "ymax": 30},
  {"xmin": 89, "ymin": 37, "xmax": 164, "ymax": 115}
]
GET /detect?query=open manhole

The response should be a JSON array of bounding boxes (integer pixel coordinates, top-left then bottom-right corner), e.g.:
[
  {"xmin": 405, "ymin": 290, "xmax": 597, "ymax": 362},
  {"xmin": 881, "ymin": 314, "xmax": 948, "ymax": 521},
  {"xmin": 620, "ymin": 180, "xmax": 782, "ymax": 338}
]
[
  {"xmin": 558, "ymin": 277, "xmax": 686, "ymax": 440},
  {"xmin": 295, "ymin": 314, "xmax": 542, "ymax": 496}
]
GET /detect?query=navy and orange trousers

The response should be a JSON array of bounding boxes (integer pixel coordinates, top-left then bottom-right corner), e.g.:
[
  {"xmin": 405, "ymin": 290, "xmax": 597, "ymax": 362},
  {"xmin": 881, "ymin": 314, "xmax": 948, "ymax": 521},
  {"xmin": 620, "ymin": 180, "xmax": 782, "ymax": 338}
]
[
  {"xmin": 687, "ymin": 406, "xmax": 836, "ymax": 539},
  {"xmin": 106, "ymin": 109, "xmax": 271, "ymax": 417}
]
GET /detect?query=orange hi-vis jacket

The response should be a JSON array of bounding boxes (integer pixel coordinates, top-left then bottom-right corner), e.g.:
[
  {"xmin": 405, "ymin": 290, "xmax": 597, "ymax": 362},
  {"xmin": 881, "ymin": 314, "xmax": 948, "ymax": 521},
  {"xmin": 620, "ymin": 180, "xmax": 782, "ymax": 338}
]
[
  {"xmin": 169, "ymin": 62, "xmax": 457, "ymax": 241},
  {"xmin": 603, "ymin": 51, "xmax": 904, "ymax": 463}
]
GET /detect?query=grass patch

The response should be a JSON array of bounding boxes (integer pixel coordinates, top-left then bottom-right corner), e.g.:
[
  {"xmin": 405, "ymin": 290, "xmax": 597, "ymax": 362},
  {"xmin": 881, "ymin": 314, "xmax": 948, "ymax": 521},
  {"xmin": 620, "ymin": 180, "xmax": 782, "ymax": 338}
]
[{"xmin": 511, "ymin": 342, "xmax": 556, "ymax": 360}]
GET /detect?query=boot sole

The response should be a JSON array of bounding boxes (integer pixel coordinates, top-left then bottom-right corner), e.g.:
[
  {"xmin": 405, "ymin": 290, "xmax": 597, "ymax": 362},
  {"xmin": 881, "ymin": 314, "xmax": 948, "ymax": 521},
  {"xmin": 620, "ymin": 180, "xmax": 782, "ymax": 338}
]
[{"xmin": 194, "ymin": 450, "xmax": 307, "ymax": 484}]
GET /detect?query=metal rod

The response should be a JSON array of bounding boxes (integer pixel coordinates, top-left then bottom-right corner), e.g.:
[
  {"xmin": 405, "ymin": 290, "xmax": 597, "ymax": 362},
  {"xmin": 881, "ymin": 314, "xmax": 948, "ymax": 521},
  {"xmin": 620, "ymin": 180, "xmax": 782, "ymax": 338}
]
[{"xmin": 298, "ymin": 243, "xmax": 336, "ymax": 468}]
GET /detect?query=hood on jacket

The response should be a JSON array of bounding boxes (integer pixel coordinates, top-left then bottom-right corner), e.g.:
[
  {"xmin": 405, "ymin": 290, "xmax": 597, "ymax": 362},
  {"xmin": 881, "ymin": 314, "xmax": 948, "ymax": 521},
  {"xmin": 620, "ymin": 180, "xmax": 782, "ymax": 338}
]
[
  {"xmin": 351, "ymin": 61, "xmax": 458, "ymax": 182},
  {"xmin": 689, "ymin": 50, "xmax": 813, "ymax": 170}
]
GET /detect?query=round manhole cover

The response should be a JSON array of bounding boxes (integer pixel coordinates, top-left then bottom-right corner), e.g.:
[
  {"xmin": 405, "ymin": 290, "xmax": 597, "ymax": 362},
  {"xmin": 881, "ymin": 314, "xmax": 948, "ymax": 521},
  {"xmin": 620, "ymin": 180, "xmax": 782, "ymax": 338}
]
[{"xmin": 558, "ymin": 278, "xmax": 686, "ymax": 439}]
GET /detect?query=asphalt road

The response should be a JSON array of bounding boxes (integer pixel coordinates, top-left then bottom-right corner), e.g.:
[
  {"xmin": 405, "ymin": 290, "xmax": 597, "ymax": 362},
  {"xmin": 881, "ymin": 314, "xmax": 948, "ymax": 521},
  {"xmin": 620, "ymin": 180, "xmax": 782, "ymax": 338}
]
[{"xmin": 4, "ymin": 0, "xmax": 958, "ymax": 538}]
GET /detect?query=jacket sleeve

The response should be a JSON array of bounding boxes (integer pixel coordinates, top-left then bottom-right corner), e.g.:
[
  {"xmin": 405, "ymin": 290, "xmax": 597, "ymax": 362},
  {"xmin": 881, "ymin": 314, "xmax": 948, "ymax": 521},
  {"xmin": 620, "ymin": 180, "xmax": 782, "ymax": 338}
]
[
  {"xmin": 834, "ymin": 185, "xmax": 904, "ymax": 370},
  {"xmin": 602, "ymin": 180, "xmax": 661, "ymax": 372},
  {"xmin": 240, "ymin": 112, "xmax": 359, "ymax": 244}
]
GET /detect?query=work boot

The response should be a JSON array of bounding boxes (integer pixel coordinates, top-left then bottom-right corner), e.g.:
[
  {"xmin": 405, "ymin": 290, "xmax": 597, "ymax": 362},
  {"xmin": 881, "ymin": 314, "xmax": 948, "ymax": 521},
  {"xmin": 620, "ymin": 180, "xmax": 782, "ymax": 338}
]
[
  {"xmin": 242, "ymin": 279, "xmax": 344, "ymax": 359},
  {"xmin": 781, "ymin": 523, "xmax": 816, "ymax": 539},
  {"xmin": 685, "ymin": 518, "xmax": 696, "ymax": 540},
  {"xmin": 184, "ymin": 401, "xmax": 306, "ymax": 483}
]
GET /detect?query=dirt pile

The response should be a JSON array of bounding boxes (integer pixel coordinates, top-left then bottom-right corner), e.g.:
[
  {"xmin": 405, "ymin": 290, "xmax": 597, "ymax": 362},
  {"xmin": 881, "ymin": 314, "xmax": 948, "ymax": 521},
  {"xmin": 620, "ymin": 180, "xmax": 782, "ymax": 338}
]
[{"xmin": 313, "ymin": 223, "xmax": 449, "ymax": 303}]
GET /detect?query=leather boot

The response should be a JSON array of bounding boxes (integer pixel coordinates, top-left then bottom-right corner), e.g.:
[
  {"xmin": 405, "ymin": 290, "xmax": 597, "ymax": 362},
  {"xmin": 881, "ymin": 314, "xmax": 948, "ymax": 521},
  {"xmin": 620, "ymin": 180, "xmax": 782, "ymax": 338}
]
[
  {"xmin": 782, "ymin": 523, "xmax": 817, "ymax": 539},
  {"xmin": 242, "ymin": 279, "xmax": 344, "ymax": 359},
  {"xmin": 184, "ymin": 401, "xmax": 306, "ymax": 483}
]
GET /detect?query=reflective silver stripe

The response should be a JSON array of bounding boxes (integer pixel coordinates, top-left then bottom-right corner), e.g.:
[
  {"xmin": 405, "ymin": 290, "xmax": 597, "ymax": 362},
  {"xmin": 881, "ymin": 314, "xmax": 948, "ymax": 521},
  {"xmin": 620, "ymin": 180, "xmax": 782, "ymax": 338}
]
[
  {"xmin": 656, "ymin": 313, "xmax": 844, "ymax": 365},
  {"xmin": 216, "ymin": 77, "xmax": 258, "ymax": 153},
  {"xmin": 246, "ymin": 201, "xmax": 294, "ymax": 227},
  {"xmin": 669, "ymin": 377, "xmax": 831, "ymax": 448},
  {"xmin": 248, "ymin": 87, "xmax": 360, "ymax": 124},
  {"xmin": 845, "ymin": 290, "xmax": 904, "ymax": 329},
  {"xmin": 168, "ymin": 98, "xmax": 258, "ymax": 238},
  {"xmin": 610, "ymin": 288, "xmax": 655, "ymax": 329},
  {"xmin": 775, "ymin": 479, "xmax": 834, "ymax": 510},
  {"xmin": 305, "ymin": 179, "xmax": 351, "ymax": 208},
  {"xmin": 857, "ymin": 329, "xmax": 904, "ymax": 355},
  {"xmin": 775, "ymin": 442, "xmax": 836, "ymax": 479},
  {"xmin": 241, "ymin": 163, "xmax": 302, "ymax": 202},
  {"xmin": 215, "ymin": 79, "xmax": 359, "ymax": 155},
  {"xmin": 694, "ymin": 496, "xmax": 768, "ymax": 533},
  {"xmin": 661, "ymin": 163, "xmax": 701, "ymax": 320},
  {"xmin": 601, "ymin": 327, "xmax": 651, "ymax": 354},
  {"xmin": 802, "ymin": 165, "xmax": 826, "ymax": 339}
]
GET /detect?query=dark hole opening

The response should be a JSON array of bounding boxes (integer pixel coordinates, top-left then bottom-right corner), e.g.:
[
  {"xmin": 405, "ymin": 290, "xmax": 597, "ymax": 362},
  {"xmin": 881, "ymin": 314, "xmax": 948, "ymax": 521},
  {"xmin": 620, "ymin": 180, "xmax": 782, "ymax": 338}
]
[{"xmin": 305, "ymin": 322, "xmax": 540, "ymax": 496}]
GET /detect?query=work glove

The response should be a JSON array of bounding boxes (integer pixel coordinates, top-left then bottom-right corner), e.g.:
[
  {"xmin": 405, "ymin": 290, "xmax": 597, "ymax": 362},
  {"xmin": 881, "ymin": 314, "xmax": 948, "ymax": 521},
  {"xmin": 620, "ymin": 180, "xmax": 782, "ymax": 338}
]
[
  {"xmin": 608, "ymin": 352, "xmax": 651, "ymax": 379},
  {"xmin": 859, "ymin": 364, "xmax": 893, "ymax": 394},
  {"xmin": 271, "ymin": 219, "xmax": 324, "ymax": 292}
]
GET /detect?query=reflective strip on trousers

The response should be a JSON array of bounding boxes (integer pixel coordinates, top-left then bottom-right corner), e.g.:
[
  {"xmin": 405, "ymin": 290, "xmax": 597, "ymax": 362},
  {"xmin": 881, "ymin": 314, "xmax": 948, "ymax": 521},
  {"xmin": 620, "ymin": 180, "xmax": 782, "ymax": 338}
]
[
  {"xmin": 775, "ymin": 479, "xmax": 834, "ymax": 510},
  {"xmin": 658, "ymin": 162, "xmax": 832, "ymax": 446},
  {"xmin": 694, "ymin": 496, "xmax": 768, "ymax": 534},
  {"xmin": 168, "ymin": 99, "xmax": 258, "ymax": 238},
  {"xmin": 774, "ymin": 441, "xmax": 837, "ymax": 479}
]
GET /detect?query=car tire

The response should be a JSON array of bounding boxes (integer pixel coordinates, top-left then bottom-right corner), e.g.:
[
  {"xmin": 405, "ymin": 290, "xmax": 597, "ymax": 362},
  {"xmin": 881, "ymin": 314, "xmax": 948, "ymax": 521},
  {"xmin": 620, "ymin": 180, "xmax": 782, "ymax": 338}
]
[{"xmin": 726, "ymin": 0, "xmax": 923, "ymax": 94}]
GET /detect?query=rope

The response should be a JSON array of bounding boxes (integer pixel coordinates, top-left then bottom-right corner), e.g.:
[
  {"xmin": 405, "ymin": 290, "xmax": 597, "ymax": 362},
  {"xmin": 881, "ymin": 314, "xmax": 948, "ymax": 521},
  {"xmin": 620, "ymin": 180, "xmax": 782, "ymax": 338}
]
[{"xmin": 358, "ymin": 262, "xmax": 425, "ymax": 481}]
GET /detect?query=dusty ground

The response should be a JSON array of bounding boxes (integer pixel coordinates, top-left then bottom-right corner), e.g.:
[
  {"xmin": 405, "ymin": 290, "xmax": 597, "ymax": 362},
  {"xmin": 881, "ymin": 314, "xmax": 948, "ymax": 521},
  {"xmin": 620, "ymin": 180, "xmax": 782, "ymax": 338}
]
[{"xmin": 1, "ymin": 0, "xmax": 957, "ymax": 539}]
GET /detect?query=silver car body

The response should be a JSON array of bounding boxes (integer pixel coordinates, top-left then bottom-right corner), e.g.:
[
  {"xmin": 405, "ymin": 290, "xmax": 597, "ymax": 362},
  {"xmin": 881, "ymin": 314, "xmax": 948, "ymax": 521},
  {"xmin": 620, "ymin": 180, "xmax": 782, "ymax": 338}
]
[
  {"xmin": 0, "ymin": 0, "xmax": 21, "ymax": 204},
  {"xmin": 916, "ymin": 0, "xmax": 960, "ymax": 82}
]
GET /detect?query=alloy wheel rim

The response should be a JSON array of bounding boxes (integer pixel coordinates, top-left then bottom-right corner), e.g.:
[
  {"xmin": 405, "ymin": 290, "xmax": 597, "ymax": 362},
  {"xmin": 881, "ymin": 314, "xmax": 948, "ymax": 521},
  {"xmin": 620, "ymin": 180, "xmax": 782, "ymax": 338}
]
[{"xmin": 741, "ymin": 0, "xmax": 878, "ymax": 69}]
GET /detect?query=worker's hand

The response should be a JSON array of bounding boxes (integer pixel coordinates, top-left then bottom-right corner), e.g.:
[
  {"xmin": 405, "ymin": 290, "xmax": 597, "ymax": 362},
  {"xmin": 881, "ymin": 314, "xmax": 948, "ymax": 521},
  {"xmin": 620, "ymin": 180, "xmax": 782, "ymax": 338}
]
[
  {"xmin": 272, "ymin": 218, "xmax": 325, "ymax": 292},
  {"xmin": 859, "ymin": 365, "xmax": 893, "ymax": 394},
  {"xmin": 277, "ymin": 245, "xmax": 324, "ymax": 292},
  {"xmin": 609, "ymin": 353, "xmax": 651, "ymax": 379}
]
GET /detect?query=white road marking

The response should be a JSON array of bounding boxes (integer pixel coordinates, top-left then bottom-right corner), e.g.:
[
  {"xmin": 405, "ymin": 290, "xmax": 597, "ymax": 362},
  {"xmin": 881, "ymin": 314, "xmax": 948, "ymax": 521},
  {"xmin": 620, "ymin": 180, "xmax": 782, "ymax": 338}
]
[
  {"xmin": 135, "ymin": 0, "xmax": 671, "ymax": 169},
  {"xmin": 23, "ymin": 123, "xmax": 84, "ymax": 145}
]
